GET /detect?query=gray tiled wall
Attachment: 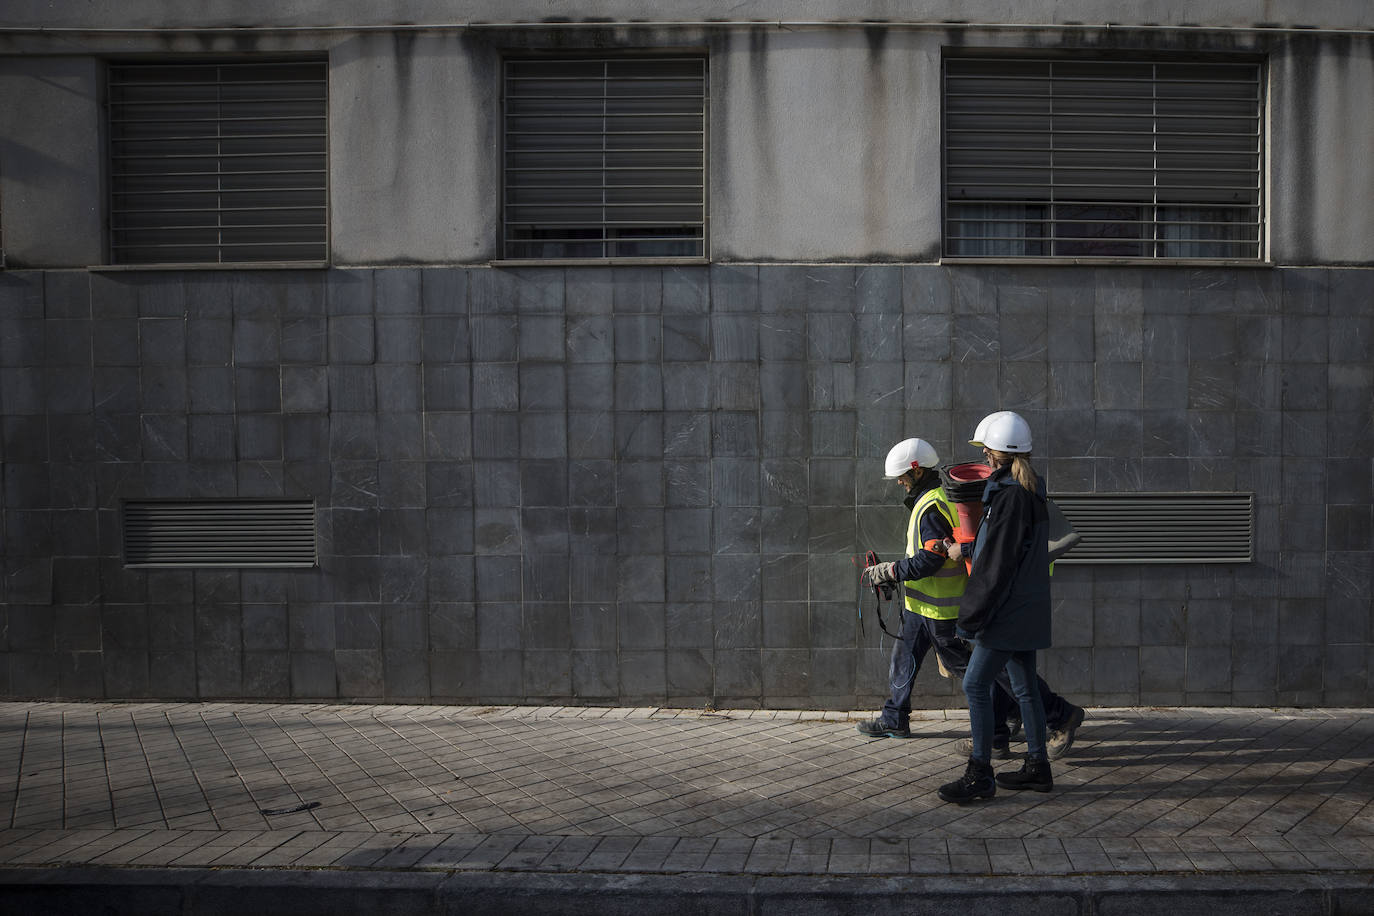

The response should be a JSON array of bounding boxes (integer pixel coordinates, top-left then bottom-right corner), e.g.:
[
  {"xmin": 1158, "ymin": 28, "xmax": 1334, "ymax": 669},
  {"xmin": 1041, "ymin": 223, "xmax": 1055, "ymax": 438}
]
[{"xmin": 1, "ymin": 264, "xmax": 1370, "ymax": 707}]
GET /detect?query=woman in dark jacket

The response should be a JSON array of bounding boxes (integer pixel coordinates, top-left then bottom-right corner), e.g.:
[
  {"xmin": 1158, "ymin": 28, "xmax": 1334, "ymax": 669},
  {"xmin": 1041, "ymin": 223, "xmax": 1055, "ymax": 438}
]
[{"xmin": 939, "ymin": 410, "xmax": 1054, "ymax": 804}]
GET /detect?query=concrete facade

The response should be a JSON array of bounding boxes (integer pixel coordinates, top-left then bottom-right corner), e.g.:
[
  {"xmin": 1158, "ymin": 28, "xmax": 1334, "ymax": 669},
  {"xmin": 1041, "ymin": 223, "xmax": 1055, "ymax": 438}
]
[
  {"xmin": 0, "ymin": 3, "xmax": 1370, "ymax": 707},
  {"xmin": 7, "ymin": 11, "xmax": 1374, "ymax": 266}
]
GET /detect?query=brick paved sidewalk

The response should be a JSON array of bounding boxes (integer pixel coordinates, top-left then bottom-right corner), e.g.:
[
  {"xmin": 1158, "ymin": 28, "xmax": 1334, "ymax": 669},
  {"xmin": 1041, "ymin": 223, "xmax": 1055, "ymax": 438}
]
[{"xmin": 1, "ymin": 702, "xmax": 1372, "ymax": 878}]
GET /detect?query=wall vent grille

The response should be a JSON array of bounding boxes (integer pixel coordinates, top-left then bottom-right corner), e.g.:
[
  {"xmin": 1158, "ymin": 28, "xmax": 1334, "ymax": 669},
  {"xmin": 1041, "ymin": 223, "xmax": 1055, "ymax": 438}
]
[
  {"xmin": 123, "ymin": 500, "xmax": 317, "ymax": 568},
  {"xmin": 1051, "ymin": 493, "xmax": 1253, "ymax": 564}
]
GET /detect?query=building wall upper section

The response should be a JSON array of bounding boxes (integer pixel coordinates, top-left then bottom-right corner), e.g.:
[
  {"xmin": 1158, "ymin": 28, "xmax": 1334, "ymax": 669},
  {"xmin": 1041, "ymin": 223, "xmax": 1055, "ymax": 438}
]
[
  {"xmin": 2, "ymin": 1, "xmax": 1373, "ymax": 30},
  {"xmin": 1, "ymin": 9, "xmax": 1372, "ymax": 266}
]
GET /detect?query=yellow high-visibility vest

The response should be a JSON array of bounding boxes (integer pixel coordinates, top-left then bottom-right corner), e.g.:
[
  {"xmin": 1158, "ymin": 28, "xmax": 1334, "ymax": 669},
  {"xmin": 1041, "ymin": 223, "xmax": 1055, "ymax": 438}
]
[{"xmin": 903, "ymin": 487, "xmax": 968, "ymax": 621}]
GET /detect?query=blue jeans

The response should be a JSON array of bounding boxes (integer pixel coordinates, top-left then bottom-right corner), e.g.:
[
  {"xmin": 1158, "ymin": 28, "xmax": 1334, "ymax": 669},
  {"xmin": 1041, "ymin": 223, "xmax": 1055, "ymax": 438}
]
[
  {"xmin": 962, "ymin": 645, "xmax": 1048, "ymax": 763},
  {"xmin": 883, "ymin": 612, "xmax": 1067, "ymax": 735}
]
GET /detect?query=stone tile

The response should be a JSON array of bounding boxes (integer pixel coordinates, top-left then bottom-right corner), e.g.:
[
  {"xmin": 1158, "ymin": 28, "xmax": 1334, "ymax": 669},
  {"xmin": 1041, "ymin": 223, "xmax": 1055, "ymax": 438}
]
[
  {"xmin": 565, "ymin": 268, "xmax": 612, "ymax": 315},
  {"xmin": 709, "ymin": 264, "xmax": 758, "ymax": 312},
  {"xmin": 414, "ymin": 319, "xmax": 469, "ymax": 370},
  {"xmin": 712, "ymin": 362, "xmax": 760, "ymax": 410},
  {"xmin": 397, "ymin": 269, "xmax": 457, "ymax": 318},
  {"xmin": 660, "ymin": 362, "xmax": 709, "ymax": 411},
  {"xmin": 468, "ymin": 314, "xmax": 517, "ymax": 364},
  {"xmin": 614, "ymin": 363, "xmax": 663, "ymax": 411},
  {"xmin": 519, "ymin": 315, "xmax": 564, "ymax": 361},
  {"xmin": 567, "ymin": 315, "xmax": 614, "ymax": 362},
  {"xmin": 661, "ymin": 266, "xmax": 708, "ymax": 314},
  {"xmin": 369, "ymin": 268, "xmax": 419, "ymax": 317},
  {"xmin": 372, "ymin": 315, "xmax": 420, "ymax": 364},
  {"xmin": 986, "ymin": 838, "xmax": 1034, "ymax": 874},
  {"xmin": 711, "ymin": 314, "xmax": 759, "ymax": 361},
  {"xmin": 510, "ymin": 268, "xmax": 565, "ymax": 314},
  {"xmin": 808, "ymin": 313, "xmax": 854, "ymax": 362},
  {"xmin": 578, "ymin": 835, "xmax": 638, "ymax": 871},
  {"xmin": 1098, "ymin": 838, "xmax": 1155, "ymax": 872},
  {"xmin": 1061, "ymin": 837, "xmax": 1112, "ymax": 872},
  {"xmin": 612, "ymin": 314, "xmax": 660, "ymax": 362},
  {"xmin": 497, "ymin": 835, "xmax": 563, "ymax": 870}
]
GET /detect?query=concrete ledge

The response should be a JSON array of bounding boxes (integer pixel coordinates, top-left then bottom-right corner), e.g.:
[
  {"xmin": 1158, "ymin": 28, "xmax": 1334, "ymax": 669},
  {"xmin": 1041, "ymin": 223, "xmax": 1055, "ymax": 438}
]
[{"xmin": 3, "ymin": 868, "xmax": 1373, "ymax": 916}]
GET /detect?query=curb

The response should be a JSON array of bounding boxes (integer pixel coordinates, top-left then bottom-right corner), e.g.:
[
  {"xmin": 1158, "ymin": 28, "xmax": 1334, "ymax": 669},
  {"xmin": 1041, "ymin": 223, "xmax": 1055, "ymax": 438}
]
[{"xmin": 3, "ymin": 867, "xmax": 1373, "ymax": 915}]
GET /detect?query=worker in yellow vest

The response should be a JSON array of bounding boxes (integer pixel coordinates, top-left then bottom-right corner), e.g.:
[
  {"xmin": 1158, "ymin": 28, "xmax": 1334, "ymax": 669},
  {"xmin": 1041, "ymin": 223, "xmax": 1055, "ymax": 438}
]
[
  {"xmin": 856, "ymin": 437, "xmax": 976, "ymax": 739},
  {"xmin": 859, "ymin": 437, "xmax": 1085, "ymax": 760}
]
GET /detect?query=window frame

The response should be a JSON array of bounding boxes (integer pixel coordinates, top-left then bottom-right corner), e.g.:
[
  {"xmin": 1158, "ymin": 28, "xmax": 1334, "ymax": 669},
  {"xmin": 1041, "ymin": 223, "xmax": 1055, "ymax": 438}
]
[
  {"xmin": 941, "ymin": 51, "xmax": 1267, "ymax": 265},
  {"xmin": 104, "ymin": 56, "xmax": 331, "ymax": 268},
  {"xmin": 498, "ymin": 52, "xmax": 710, "ymax": 264}
]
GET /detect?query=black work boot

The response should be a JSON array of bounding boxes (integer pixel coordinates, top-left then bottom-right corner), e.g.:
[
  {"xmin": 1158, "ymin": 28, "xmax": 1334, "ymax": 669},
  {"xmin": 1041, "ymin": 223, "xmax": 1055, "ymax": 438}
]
[
  {"xmin": 995, "ymin": 754, "xmax": 1053, "ymax": 792},
  {"xmin": 937, "ymin": 757, "xmax": 997, "ymax": 804}
]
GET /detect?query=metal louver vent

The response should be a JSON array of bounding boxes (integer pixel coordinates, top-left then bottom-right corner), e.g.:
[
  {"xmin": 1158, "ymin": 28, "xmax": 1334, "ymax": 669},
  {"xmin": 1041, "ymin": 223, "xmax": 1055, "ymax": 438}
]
[
  {"xmin": 123, "ymin": 500, "xmax": 317, "ymax": 568},
  {"xmin": 108, "ymin": 60, "xmax": 328, "ymax": 264},
  {"xmin": 1051, "ymin": 493, "xmax": 1253, "ymax": 564}
]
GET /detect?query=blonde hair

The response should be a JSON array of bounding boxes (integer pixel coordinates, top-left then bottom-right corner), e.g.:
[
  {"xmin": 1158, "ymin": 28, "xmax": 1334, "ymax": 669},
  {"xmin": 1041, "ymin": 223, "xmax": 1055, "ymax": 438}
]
[{"xmin": 987, "ymin": 450, "xmax": 1039, "ymax": 493}]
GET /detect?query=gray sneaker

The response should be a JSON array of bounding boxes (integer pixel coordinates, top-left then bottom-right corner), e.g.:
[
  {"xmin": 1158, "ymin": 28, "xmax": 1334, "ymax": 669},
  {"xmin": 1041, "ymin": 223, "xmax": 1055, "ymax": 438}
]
[
  {"xmin": 856, "ymin": 718, "xmax": 913, "ymax": 739},
  {"xmin": 955, "ymin": 735, "xmax": 1013, "ymax": 759},
  {"xmin": 1047, "ymin": 705, "xmax": 1086, "ymax": 760}
]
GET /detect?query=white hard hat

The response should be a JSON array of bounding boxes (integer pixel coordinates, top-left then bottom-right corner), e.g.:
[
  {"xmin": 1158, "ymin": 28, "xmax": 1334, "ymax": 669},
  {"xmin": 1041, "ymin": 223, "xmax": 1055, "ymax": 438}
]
[
  {"xmin": 969, "ymin": 411, "xmax": 1032, "ymax": 453},
  {"xmin": 968, "ymin": 413, "xmax": 998, "ymax": 448},
  {"xmin": 884, "ymin": 438, "xmax": 940, "ymax": 478}
]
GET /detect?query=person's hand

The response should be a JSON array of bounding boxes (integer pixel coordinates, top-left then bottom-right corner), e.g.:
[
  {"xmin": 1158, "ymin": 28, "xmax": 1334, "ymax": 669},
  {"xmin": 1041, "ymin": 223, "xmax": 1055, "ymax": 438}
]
[
  {"xmin": 862, "ymin": 562, "xmax": 898, "ymax": 587},
  {"xmin": 946, "ymin": 540, "xmax": 963, "ymax": 561}
]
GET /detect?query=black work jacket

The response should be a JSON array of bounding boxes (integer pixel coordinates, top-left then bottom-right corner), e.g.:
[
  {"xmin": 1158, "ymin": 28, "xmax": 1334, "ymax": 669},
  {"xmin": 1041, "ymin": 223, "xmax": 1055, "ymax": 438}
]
[{"xmin": 956, "ymin": 464, "xmax": 1052, "ymax": 650}]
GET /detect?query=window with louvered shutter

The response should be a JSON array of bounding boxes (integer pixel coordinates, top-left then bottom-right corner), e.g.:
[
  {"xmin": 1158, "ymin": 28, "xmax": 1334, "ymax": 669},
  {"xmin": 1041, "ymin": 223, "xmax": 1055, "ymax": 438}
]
[
  {"xmin": 108, "ymin": 60, "xmax": 328, "ymax": 265},
  {"xmin": 503, "ymin": 56, "xmax": 707, "ymax": 260},
  {"xmin": 944, "ymin": 57, "xmax": 1263, "ymax": 260},
  {"xmin": 123, "ymin": 500, "xmax": 317, "ymax": 567}
]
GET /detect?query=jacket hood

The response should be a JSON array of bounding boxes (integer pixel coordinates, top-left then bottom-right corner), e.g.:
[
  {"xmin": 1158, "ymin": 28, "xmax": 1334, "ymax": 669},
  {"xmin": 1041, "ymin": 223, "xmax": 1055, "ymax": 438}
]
[{"xmin": 981, "ymin": 463, "xmax": 1047, "ymax": 503}]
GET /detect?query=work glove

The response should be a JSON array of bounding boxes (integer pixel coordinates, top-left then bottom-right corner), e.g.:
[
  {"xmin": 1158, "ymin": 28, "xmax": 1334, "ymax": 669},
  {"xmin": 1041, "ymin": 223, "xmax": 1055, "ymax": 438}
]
[{"xmin": 862, "ymin": 562, "xmax": 898, "ymax": 587}]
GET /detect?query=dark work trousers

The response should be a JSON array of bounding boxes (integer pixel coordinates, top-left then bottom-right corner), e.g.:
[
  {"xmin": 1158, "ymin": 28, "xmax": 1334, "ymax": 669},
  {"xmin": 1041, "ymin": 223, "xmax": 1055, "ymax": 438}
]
[{"xmin": 881, "ymin": 610, "xmax": 1072, "ymax": 732}]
